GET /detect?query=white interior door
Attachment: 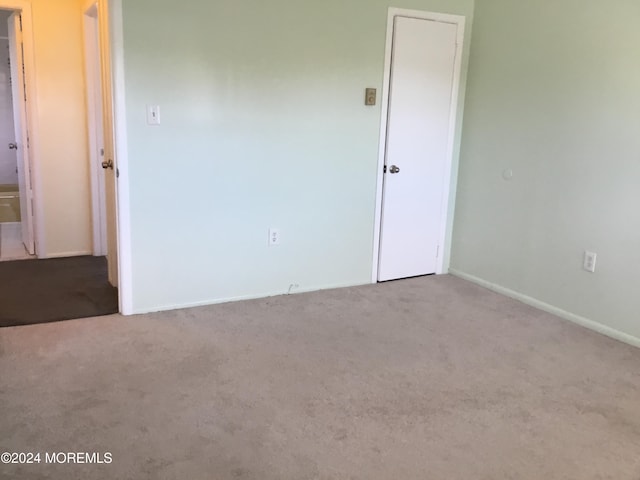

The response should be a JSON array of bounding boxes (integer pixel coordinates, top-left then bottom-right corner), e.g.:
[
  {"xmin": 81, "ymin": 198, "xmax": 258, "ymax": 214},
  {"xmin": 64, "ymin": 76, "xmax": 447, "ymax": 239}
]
[
  {"xmin": 378, "ymin": 16, "xmax": 458, "ymax": 282},
  {"xmin": 92, "ymin": 2, "xmax": 119, "ymax": 288},
  {"xmin": 84, "ymin": 6, "xmax": 108, "ymax": 256},
  {"xmin": 8, "ymin": 12, "xmax": 35, "ymax": 255}
]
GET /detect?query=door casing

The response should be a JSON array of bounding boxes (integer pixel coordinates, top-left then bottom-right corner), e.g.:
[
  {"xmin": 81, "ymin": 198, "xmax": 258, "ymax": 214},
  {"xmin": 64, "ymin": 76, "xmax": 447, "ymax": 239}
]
[
  {"xmin": 82, "ymin": 0, "xmax": 122, "ymax": 291},
  {"xmin": 1, "ymin": 0, "xmax": 43, "ymax": 256},
  {"xmin": 83, "ymin": 3, "xmax": 108, "ymax": 257},
  {"xmin": 107, "ymin": 0, "xmax": 134, "ymax": 314},
  {"xmin": 8, "ymin": 11, "xmax": 35, "ymax": 254},
  {"xmin": 371, "ymin": 8, "xmax": 466, "ymax": 283}
]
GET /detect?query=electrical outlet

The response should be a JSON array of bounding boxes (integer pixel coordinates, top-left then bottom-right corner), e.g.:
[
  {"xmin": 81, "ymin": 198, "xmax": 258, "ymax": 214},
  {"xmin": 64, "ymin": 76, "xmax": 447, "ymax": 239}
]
[
  {"xmin": 365, "ymin": 88, "xmax": 377, "ymax": 106},
  {"xmin": 583, "ymin": 251, "xmax": 597, "ymax": 273},
  {"xmin": 269, "ymin": 228, "xmax": 280, "ymax": 246}
]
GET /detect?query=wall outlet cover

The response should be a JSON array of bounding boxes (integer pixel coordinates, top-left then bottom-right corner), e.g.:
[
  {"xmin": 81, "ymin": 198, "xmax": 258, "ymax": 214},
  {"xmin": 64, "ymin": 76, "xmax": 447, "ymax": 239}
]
[
  {"xmin": 365, "ymin": 88, "xmax": 377, "ymax": 106},
  {"xmin": 583, "ymin": 251, "xmax": 597, "ymax": 273},
  {"xmin": 269, "ymin": 228, "xmax": 280, "ymax": 246}
]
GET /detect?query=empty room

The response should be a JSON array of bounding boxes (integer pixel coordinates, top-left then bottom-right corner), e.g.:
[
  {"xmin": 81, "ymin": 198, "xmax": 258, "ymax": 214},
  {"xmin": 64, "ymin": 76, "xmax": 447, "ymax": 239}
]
[{"xmin": 1, "ymin": 0, "xmax": 638, "ymax": 479}]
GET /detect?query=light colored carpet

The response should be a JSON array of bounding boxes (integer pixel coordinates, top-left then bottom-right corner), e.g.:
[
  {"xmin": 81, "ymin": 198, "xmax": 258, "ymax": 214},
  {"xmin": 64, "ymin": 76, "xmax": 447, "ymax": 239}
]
[{"xmin": 1, "ymin": 275, "xmax": 639, "ymax": 480}]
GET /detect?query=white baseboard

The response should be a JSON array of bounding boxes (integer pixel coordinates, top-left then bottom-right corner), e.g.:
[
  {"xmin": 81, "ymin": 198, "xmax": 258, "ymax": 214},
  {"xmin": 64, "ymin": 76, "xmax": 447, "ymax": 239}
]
[
  {"xmin": 449, "ymin": 269, "xmax": 640, "ymax": 350},
  {"xmin": 131, "ymin": 280, "xmax": 371, "ymax": 316},
  {"xmin": 39, "ymin": 250, "xmax": 93, "ymax": 259}
]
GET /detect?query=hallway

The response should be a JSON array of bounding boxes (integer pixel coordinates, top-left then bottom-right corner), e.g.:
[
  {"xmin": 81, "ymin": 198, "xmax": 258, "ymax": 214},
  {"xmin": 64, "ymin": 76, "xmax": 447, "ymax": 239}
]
[{"xmin": 0, "ymin": 255, "xmax": 118, "ymax": 327}]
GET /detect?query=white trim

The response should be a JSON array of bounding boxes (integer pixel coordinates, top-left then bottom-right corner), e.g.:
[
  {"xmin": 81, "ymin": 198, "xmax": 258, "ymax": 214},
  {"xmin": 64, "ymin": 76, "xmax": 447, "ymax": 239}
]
[
  {"xmin": 372, "ymin": 8, "xmax": 466, "ymax": 283},
  {"xmin": 83, "ymin": 4, "xmax": 108, "ymax": 256},
  {"xmin": 39, "ymin": 250, "xmax": 93, "ymax": 259},
  {"xmin": 108, "ymin": 0, "xmax": 133, "ymax": 315},
  {"xmin": 450, "ymin": 269, "xmax": 640, "ymax": 350},
  {"xmin": 129, "ymin": 281, "xmax": 371, "ymax": 316},
  {"xmin": 0, "ymin": 0, "xmax": 45, "ymax": 257}
]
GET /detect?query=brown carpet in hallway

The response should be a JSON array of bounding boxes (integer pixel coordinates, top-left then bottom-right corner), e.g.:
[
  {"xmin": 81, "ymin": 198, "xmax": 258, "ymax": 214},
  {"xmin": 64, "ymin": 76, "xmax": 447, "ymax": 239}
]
[
  {"xmin": 1, "ymin": 275, "xmax": 639, "ymax": 479},
  {"xmin": 0, "ymin": 256, "xmax": 118, "ymax": 327}
]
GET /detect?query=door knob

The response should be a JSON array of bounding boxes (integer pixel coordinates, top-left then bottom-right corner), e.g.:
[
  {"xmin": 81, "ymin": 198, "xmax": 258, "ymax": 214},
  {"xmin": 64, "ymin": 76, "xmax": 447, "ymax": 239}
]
[
  {"xmin": 389, "ymin": 165, "xmax": 400, "ymax": 174},
  {"xmin": 8, "ymin": 142, "xmax": 17, "ymax": 150},
  {"xmin": 101, "ymin": 159, "xmax": 114, "ymax": 170}
]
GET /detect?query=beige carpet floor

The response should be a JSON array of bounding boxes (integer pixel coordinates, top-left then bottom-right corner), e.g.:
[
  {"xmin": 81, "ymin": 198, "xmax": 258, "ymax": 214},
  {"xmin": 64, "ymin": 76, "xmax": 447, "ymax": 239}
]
[{"xmin": 1, "ymin": 275, "xmax": 639, "ymax": 480}]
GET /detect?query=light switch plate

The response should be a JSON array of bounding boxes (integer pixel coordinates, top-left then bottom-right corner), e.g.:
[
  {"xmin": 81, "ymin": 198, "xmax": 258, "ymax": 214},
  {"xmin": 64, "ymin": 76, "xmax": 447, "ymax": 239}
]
[
  {"xmin": 147, "ymin": 105, "xmax": 161, "ymax": 125},
  {"xmin": 365, "ymin": 88, "xmax": 377, "ymax": 106}
]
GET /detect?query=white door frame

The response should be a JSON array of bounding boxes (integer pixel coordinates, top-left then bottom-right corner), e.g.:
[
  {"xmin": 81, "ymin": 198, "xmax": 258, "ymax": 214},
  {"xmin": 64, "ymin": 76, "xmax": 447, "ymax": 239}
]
[
  {"xmin": 1, "ymin": 0, "xmax": 44, "ymax": 256},
  {"xmin": 371, "ymin": 8, "xmax": 465, "ymax": 283},
  {"xmin": 82, "ymin": 0, "xmax": 133, "ymax": 313},
  {"xmin": 83, "ymin": 3, "xmax": 108, "ymax": 256},
  {"xmin": 107, "ymin": 0, "xmax": 133, "ymax": 314}
]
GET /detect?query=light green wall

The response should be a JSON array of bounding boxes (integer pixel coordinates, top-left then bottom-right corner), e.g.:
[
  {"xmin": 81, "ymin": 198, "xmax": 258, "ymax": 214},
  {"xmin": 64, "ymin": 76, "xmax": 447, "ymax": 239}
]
[
  {"xmin": 453, "ymin": 0, "xmax": 640, "ymax": 339},
  {"xmin": 121, "ymin": 0, "xmax": 474, "ymax": 312}
]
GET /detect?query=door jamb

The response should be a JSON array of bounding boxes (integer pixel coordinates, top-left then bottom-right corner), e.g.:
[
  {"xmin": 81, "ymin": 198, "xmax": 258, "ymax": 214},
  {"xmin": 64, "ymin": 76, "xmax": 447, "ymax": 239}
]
[
  {"xmin": 107, "ymin": 0, "xmax": 133, "ymax": 315},
  {"xmin": 81, "ymin": 0, "xmax": 132, "ymax": 314},
  {"xmin": 1, "ymin": 0, "xmax": 44, "ymax": 256},
  {"xmin": 371, "ymin": 8, "xmax": 466, "ymax": 283},
  {"xmin": 83, "ymin": 3, "xmax": 107, "ymax": 256}
]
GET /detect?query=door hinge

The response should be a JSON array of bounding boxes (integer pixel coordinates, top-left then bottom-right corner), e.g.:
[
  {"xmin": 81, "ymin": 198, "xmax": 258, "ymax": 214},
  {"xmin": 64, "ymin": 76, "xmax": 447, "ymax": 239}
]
[
  {"xmin": 436, "ymin": 245, "xmax": 440, "ymax": 258},
  {"xmin": 100, "ymin": 148, "xmax": 105, "ymax": 156},
  {"xmin": 383, "ymin": 165, "xmax": 387, "ymax": 174}
]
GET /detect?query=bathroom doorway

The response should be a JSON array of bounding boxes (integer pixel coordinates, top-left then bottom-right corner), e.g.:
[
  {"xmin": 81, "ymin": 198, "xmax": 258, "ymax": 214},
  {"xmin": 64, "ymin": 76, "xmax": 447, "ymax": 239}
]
[{"xmin": 0, "ymin": 8, "xmax": 34, "ymax": 261}]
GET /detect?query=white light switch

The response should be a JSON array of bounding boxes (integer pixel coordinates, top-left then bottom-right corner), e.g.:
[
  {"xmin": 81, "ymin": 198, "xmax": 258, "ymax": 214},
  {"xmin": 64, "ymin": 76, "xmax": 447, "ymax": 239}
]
[{"xmin": 147, "ymin": 105, "xmax": 161, "ymax": 125}]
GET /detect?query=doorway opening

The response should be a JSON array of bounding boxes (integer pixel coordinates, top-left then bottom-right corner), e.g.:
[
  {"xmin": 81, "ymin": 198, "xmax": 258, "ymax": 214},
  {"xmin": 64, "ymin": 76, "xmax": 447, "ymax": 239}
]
[
  {"xmin": 0, "ymin": 8, "xmax": 34, "ymax": 261},
  {"xmin": 0, "ymin": 1, "xmax": 120, "ymax": 326},
  {"xmin": 84, "ymin": 3, "xmax": 108, "ymax": 258},
  {"xmin": 83, "ymin": 0, "xmax": 120, "ymax": 289}
]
